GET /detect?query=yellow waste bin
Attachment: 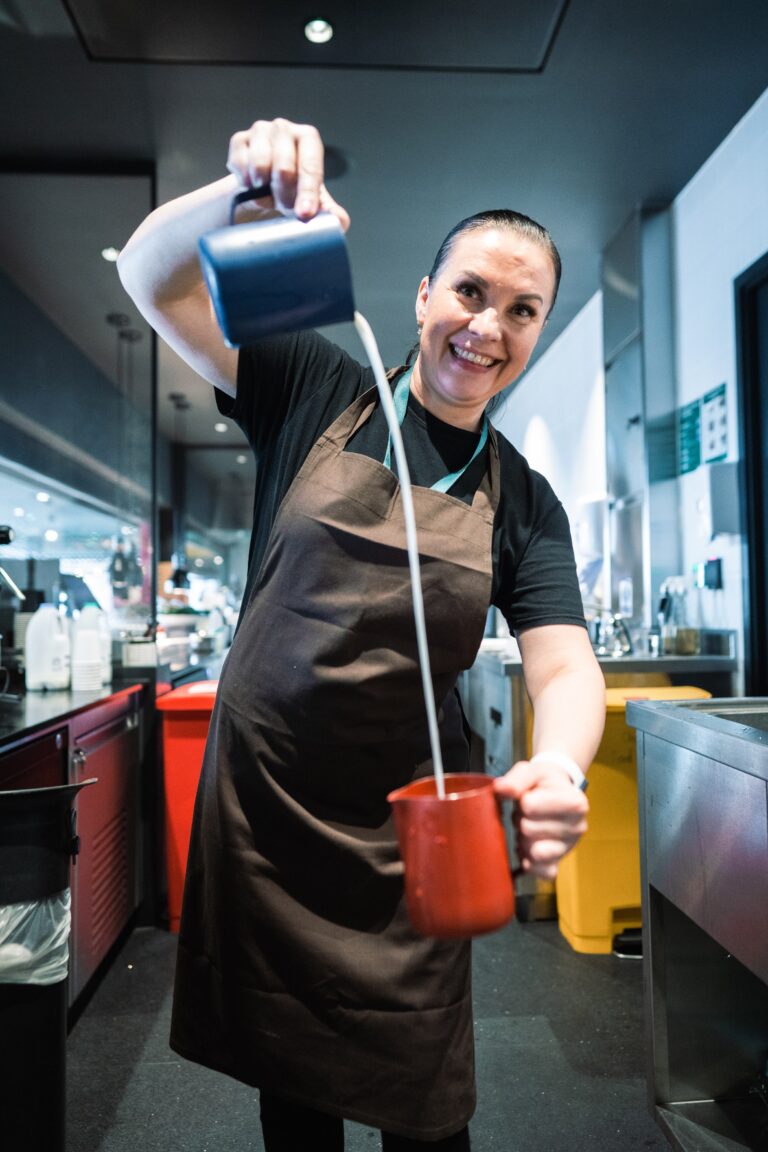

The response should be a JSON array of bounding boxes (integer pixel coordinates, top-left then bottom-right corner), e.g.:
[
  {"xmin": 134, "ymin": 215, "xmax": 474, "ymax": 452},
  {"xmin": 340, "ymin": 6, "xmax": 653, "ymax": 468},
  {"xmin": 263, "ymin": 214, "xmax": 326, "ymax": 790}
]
[{"xmin": 555, "ymin": 685, "xmax": 711, "ymax": 954}]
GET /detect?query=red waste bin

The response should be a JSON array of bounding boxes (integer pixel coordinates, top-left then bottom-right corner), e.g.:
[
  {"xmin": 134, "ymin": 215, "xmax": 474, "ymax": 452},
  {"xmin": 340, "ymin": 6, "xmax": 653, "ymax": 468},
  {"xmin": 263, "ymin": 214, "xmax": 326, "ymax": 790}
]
[{"xmin": 156, "ymin": 681, "xmax": 218, "ymax": 932}]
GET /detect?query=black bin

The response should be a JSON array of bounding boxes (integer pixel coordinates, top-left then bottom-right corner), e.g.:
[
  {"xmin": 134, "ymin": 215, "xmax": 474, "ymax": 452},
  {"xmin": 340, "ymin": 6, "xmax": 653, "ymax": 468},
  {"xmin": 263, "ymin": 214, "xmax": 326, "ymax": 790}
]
[{"xmin": 0, "ymin": 779, "xmax": 95, "ymax": 1152}]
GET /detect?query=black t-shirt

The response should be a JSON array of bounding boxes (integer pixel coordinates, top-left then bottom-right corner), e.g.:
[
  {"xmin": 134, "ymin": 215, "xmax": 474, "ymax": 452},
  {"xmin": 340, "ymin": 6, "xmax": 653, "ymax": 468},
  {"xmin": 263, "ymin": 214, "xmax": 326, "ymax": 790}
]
[{"xmin": 215, "ymin": 330, "xmax": 586, "ymax": 635}]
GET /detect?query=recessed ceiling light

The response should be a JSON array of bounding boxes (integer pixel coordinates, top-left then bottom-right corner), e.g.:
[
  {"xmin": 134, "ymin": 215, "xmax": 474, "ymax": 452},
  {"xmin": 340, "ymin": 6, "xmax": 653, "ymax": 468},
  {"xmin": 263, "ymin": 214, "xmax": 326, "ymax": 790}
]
[
  {"xmin": 214, "ymin": 422, "xmax": 228, "ymax": 433},
  {"xmin": 13, "ymin": 506, "xmax": 24, "ymax": 517},
  {"xmin": 36, "ymin": 491, "xmax": 50, "ymax": 503},
  {"xmin": 101, "ymin": 247, "xmax": 121, "ymax": 262},
  {"xmin": 214, "ymin": 555, "xmax": 224, "ymax": 566},
  {"xmin": 44, "ymin": 528, "xmax": 59, "ymax": 542},
  {"xmin": 305, "ymin": 18, "xmax": 333, "ymax": 44},
  {"xmin": 194, "ymin": 557, "xmax": 204, "ymax": 568},
  {"xmin": 236, "ymin": 454, "xmax": 247, "ymax": 464}
]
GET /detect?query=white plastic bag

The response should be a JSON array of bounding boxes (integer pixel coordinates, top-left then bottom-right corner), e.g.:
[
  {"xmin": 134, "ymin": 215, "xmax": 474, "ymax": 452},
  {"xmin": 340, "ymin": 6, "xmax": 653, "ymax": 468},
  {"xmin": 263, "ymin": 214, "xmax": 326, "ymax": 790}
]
[{"xmin": 0, "ymin": 889, "xmax": 71, "ymax": 984}]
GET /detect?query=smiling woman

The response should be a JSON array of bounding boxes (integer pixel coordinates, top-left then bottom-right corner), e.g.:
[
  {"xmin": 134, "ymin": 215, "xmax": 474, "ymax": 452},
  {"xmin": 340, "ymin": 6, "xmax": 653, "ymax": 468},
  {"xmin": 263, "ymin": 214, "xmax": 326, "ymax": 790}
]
[
  {"xmin": 411, "ymin": 220, "xmax": 559, "ymax": 428},
  {"xmin": 116, "ymin": 114, "xmax": 605, "ymax": 1152}
]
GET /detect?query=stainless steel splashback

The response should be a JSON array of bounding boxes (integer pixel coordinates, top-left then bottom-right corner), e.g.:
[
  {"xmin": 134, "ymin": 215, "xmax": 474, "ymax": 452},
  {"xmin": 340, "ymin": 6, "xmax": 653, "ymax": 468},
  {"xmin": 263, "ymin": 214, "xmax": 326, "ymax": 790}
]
[{"xmin": 602, "ymin": 207, "xmax": 681, "ymax": 632}]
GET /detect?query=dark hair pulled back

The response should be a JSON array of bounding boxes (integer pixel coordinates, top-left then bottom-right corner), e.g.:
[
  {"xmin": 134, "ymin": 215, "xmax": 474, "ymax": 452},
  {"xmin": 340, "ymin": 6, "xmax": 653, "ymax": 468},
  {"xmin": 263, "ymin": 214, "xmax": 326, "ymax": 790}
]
[
  {"xmin": 428, "ymin": 209, "xmax": 561, "ymax": 312},
  {"xmin": 392, "ymin": 210, "xmax": 562, "ymax": 413}
]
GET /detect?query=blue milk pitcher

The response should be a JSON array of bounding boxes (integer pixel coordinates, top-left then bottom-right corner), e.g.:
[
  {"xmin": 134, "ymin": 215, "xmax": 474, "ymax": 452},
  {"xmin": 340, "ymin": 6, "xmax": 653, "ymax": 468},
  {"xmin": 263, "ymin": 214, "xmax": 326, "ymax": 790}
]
[{"xmin": 198, "ymin": 185, "xmax": 356, "ymax": 347}]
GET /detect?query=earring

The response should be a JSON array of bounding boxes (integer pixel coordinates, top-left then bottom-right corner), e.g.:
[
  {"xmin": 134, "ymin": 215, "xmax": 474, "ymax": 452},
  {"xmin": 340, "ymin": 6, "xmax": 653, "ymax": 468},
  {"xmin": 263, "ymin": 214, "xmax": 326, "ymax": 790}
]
[{"xmin": 417, "ymin": 324, "xmax": 423, "ymax": 336}]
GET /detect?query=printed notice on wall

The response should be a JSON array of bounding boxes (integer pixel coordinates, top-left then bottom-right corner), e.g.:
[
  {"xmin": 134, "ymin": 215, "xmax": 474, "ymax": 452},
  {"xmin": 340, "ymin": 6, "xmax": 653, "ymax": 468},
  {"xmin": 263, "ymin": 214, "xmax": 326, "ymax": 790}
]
[
  {"xmin": 678, "ymin": 398, "xmax": 701, "ymax": 475},
  {"xmin": 701, "ymin": 383, "xmax": 728, "ymax": 464}
]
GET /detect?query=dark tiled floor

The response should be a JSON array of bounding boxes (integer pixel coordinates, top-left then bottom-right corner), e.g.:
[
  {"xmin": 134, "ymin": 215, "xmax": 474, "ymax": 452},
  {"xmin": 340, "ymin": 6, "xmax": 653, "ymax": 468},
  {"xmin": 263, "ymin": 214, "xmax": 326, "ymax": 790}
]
[{"xmin": 66, "ymin": 919, "xmax": 669, "ymax": 1151}]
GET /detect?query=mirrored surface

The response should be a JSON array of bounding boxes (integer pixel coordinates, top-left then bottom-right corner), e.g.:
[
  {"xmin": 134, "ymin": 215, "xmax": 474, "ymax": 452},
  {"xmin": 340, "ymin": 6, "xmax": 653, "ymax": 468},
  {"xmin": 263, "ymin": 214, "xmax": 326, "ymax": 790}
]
[{"xmin": 162, "ymin": 445, "xmax": 253, "ymax": 602}]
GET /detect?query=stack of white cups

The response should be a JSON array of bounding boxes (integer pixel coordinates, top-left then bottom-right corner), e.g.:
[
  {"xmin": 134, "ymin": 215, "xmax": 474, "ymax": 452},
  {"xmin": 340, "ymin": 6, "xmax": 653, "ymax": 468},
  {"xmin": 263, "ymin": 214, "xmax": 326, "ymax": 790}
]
[
  {"xmin": 71, "ymin": 611, "xmax": 103, "ymax": 691},
  {"xmin": 80, "ymin": 602, "xmax": 112, "ymax": 685}
]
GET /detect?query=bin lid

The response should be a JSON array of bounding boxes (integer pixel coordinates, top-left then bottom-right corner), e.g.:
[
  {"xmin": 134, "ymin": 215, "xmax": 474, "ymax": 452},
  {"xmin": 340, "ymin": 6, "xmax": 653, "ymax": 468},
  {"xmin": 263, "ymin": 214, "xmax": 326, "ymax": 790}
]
[
  {"xmin": 0, "ymin": 778, "xmax": 97, "ymax": 904},
  {"xmin": 605, "ymin": 685, "xmax": 712, "ymax": 713},
  {"xmin": 156, "ymin": 679, "xmax": 219, "ymax": 712}
]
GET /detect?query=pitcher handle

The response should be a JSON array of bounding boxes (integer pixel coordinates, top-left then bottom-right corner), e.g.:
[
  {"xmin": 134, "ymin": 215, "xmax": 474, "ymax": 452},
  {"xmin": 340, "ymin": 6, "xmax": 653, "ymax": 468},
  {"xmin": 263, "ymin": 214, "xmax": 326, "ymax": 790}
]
[{"xmin": 230, "ymin": 184, "xmax": 272, "ymax": 224}]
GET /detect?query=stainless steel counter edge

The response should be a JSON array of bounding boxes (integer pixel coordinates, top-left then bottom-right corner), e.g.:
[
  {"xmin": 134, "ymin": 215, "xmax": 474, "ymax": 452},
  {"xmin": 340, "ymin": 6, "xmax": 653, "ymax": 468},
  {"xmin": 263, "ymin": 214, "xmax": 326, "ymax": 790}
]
[
  {"xmin": 0, "ymin": 681, "xmax": 147, "ymax": 751},
  {"xmin": 474, "ymin": 650, "xmax": 738, "ymax": 676},
  {"xmin": 626, "ymin": 696, "xmax": 768, "ymax": 782},
  {"xmin": 112, "ymin": 652, "xmax": 227, "ymax": 688}
]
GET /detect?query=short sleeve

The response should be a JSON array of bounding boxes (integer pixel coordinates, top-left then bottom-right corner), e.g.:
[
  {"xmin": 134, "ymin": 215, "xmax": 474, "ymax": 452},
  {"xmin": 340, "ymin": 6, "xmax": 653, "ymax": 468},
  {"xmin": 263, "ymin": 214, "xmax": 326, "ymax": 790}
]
[
  {"xmin": 503, "ymin": 500, "xmax": 586, "ymax": 633},
  {"xmin": 491, "ymin": 437, "xmax": 586, "ymax": 635}
]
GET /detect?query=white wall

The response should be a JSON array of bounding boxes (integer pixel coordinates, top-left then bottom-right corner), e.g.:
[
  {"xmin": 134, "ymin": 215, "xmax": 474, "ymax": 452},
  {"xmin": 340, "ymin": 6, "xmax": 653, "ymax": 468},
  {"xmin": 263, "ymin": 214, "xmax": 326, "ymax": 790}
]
[
  {"xmin": 672, "ymin": 86, "xmax": 768, "ymax": 671},
  {"xmin": 492, "ymin": 291, "xmax": 606, "ymax": 523},
  {"xmin": 492, "ymin": 292, "xmax": 606, "ymax": 603},
  {"xmin": 497, "ymin": 87, "xmax": 768, "ymax": 687}
]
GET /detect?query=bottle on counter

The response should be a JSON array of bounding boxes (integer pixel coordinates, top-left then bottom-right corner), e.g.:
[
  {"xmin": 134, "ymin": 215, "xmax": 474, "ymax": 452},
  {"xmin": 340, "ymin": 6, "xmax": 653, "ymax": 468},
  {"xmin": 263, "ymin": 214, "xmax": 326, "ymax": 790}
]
[
  {"xmin": 659, "ymin": 576, "xmax": 700, "ymax": 656},
  {"xmin": 24, "ymin": 603, "xmax": 71, "ymax": 691}
]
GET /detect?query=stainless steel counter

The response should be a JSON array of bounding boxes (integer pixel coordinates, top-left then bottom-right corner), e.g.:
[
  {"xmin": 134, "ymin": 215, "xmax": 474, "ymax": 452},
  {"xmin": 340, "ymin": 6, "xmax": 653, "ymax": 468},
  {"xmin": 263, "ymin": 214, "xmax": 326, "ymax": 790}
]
[
  {"xmin": 474, "ymin": 646, "xmax": 739, "ymax": 679},
  {"xmin": 462, "ymin": 645, "xmax": 738, "ymax": 770},
  {"xmin": 459, "ymin": 645, "xmax": 739, "ymax": 926},
  {"xmin": 627, "ymin": 697, "xmax": 768, "ymax": 1152}
]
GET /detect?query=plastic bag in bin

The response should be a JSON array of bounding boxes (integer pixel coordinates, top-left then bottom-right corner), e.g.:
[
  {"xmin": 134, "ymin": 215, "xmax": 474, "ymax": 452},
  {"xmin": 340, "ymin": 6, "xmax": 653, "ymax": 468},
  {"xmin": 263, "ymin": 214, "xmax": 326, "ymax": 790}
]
[{"xmin": 0, "ymin": 890, "xmax": 71, "ymax": 984}]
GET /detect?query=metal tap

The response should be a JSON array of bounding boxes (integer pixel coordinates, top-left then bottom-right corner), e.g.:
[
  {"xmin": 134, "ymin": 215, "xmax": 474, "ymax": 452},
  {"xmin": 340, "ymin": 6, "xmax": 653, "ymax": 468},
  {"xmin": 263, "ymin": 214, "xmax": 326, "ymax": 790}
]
[
  {"xmin": 589, "ymin": 610, "xmax": 633, "ymax": 656},
  {"xmin": 612, "ymin": 614, "xmax": 634, "ymax": 655}
]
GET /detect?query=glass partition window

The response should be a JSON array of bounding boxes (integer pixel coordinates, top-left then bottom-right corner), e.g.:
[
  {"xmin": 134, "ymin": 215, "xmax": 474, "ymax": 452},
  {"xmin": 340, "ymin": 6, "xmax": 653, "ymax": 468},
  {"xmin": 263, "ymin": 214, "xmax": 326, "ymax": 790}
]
[
  {"xmin": 0, "ymin": 457, "xmax": 148, "ymax": 620},
  {"xmin": 0, "ymin": 169, "xmax": 154, "ymax": 647}
]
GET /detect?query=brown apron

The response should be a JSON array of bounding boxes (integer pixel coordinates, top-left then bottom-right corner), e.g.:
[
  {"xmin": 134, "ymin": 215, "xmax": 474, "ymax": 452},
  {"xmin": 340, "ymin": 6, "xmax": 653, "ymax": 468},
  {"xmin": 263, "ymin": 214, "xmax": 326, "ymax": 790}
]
[{"xmin": 170, "ymin": 384, "xmax": 500, "ymax": 1141}]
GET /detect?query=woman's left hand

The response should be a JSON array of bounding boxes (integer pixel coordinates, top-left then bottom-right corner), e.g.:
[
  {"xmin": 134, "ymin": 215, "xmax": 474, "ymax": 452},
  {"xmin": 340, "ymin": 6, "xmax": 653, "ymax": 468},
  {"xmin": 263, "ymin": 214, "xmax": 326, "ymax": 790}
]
[{"xmin": 493, "ymin": 758, "xmax": 589, "ymax": 879}]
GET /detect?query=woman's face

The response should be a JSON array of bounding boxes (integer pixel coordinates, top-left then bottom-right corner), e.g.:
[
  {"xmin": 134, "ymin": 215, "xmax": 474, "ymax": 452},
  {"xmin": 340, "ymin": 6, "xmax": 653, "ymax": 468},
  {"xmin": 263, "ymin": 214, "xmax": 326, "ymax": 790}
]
[{"xmin": 412, "ymin": 226, "xmax": 556, "ymax": 430}]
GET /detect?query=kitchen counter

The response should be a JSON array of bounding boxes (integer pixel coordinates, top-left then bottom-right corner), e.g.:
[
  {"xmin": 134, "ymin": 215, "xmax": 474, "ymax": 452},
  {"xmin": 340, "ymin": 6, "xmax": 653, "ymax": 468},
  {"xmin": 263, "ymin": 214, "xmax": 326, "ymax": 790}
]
[
  {"xmin": 0, "ymin": 680, "xmax": 147, "ymax": 750},
  {"xmin": 461, "ymin": 642, "xmax": 739, "ymax": 783},
  {"xmin": 474, "ymin": 644, "xmax": 738, "ymax": 678},
  {"xmin": 113, "ymin": 650, "xmax": 227, "ymax": 694},
  {"xmin": 471, "ymin": 646, "xmax": 738, "ymax": 731},
  {"xmin": 0, "ymin": 641, "xmax": 230, "ymax": 746},
  {"xmin": 0, "ymin": 642, "xmax": 229, "ymax": 750}
]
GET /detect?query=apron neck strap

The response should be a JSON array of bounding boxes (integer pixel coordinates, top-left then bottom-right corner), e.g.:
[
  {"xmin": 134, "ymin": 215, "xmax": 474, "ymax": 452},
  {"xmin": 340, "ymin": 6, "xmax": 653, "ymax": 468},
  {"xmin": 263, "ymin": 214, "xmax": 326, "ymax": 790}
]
[{"xmin": 383, "ymin": 368, "xmax": 489, "ymax": 493}]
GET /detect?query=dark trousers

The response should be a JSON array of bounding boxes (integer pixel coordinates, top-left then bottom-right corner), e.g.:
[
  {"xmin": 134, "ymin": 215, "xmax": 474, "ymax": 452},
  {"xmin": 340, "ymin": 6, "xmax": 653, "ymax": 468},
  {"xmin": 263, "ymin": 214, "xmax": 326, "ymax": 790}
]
[{"xmin": 259, "ymin": 1092, "xmax": 471, "ymax": 1151}]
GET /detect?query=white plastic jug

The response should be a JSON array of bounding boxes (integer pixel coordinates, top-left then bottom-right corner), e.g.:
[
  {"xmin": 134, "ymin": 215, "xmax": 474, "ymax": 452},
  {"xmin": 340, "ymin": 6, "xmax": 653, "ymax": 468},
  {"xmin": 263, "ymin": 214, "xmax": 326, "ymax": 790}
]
[{"xmin": 24, "ymin": 604, "xmax": 71, "ymax": 691}]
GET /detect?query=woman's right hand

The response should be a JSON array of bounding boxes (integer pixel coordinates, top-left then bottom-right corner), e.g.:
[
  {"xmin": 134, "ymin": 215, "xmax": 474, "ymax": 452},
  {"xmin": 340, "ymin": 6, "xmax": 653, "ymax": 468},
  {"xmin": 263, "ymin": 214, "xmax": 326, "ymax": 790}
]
[{"xmin": 226, "ymin": 118, "xmax": 350, "ymax": 232}]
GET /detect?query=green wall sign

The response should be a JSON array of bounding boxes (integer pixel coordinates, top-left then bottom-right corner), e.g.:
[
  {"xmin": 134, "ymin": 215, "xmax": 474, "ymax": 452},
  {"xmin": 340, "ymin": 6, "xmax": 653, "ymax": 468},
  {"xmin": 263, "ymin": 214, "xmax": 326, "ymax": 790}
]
[
  {"xmin": 702, "ymin": 383, "xmax": 728, "ymax": 463},
  {"xmin": 678, "ymin": 398, "xmax": 701, "ymax": 475}
]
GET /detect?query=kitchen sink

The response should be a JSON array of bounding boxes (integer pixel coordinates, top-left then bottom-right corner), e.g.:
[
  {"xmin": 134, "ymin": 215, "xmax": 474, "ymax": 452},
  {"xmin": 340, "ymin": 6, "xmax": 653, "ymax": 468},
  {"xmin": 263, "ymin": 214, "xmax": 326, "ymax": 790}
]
[
  {"xmin": 626, "ymin": 697, "xmax": 768, "ymax": 758},
  {"xmin": 678, "ymin": 698, "xmax": 768, "ymax": 735},
  {"xmin": 709, "ymin": 709, "xmax": 768, "ymax": 733}
]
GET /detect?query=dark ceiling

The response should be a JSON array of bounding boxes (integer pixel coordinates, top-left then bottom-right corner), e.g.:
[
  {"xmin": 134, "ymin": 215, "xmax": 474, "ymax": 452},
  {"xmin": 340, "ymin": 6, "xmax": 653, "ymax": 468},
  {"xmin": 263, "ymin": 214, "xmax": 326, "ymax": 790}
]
[
  {"xmin": 1, "ymin": 0, "xmax": 767, "ymax": 454},
  {"xmin": 63, "ymin": 0, "xmax": 569, "ymax": 71}
]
